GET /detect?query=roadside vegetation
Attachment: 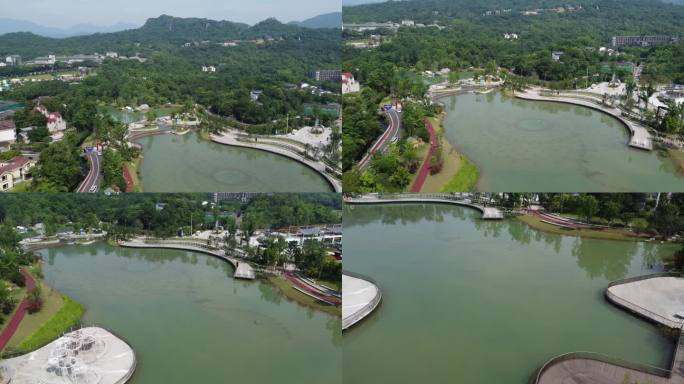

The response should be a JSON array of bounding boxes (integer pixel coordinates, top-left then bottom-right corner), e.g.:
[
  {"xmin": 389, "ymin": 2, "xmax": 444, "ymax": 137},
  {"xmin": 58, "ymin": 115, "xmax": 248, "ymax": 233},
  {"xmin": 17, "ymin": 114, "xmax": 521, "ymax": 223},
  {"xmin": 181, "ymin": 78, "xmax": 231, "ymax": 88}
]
[{"xmin": 17, "ymin": 296, "xmax": 84, "ymax": 351}]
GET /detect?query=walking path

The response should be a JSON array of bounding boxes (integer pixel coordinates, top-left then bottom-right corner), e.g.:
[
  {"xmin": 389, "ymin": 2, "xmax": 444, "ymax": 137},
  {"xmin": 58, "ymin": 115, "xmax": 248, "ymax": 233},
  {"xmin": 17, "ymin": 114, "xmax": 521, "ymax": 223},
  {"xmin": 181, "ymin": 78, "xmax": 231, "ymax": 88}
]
[
  {"xmin": 0, "ymin": 269, "xmax": 36, "ymax": 351},
  {"xmin": 409, "ymin": 118, "xmax": 438, "ymax": 192},
  {"xmin": 210, "ymin": 131, "xmax": 341, "ymax": 192},
  {"xmin": 284, "ymin": 273, "xmax": 341, "ymax": 306},
  {"xmin": 535, "ymin": 274, "xmax": 684, "ymax": 384},
  {"xmin": 515, "ymin": 88, "xmax": 653, "ymax": 150},
  {"xmin": 342, "ymin": 272, "xmax": 381, "ymax": 331},
  {"xmin": 119, "ymin": 238, "xmax": 255, "ymax": 280},
  {"xmin": 345, "ymin": 193, "xmax": 504, "ymax": 220}
]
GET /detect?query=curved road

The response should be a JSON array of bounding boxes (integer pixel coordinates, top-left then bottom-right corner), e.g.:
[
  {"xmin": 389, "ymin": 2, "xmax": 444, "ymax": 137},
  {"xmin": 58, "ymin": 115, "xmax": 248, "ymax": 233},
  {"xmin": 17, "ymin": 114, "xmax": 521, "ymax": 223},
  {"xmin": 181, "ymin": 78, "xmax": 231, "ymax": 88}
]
[
  {"xmin": 77, "ymin": 151, "xmax": 102, "ymax": 193},
  {"xmin": 358, "ymin": 108, "xmax": 401, "ymax": 171}
]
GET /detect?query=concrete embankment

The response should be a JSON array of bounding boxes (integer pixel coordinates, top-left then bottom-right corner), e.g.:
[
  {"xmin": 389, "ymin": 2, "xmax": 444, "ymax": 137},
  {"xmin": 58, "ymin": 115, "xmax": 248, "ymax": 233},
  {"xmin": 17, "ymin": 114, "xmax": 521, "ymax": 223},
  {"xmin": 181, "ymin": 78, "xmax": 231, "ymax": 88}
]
[
  {"xmin": 211, "ymin": 132, "xmax": 341, "ymax": 192},
  {"xmin": 515, "ymin": 88, "xmax": 653, "ymax": 151},
  {"xmin": 535, "ymin": 274, "xmax": 684, "ymax": 384},
  {"xmin": 345, "ymin": 194, "xmax": 504, "ymax": 220},
  {"xmin": 119, "ymin": 239, "xmax": 255, "ymax": 280},
  {"xmin": 342, "ymin": 272, "xmax": 382, "ymax": 331}
]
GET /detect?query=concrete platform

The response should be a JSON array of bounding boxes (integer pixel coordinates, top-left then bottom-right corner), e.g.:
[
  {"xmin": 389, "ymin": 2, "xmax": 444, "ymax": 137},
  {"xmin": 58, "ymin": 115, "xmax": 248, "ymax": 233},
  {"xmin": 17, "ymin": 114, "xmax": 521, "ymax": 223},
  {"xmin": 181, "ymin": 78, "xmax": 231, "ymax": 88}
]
[
  {"xmin": 0, "ymin": 327, "xmax": 136, "ymax": 384},
  {"xmin": 342, "ymin": 272, "xmax": 381, "ymax": 330},
  {"xmin": 607, "ymin": 275, "xmax": 684, "ymax": 329}
]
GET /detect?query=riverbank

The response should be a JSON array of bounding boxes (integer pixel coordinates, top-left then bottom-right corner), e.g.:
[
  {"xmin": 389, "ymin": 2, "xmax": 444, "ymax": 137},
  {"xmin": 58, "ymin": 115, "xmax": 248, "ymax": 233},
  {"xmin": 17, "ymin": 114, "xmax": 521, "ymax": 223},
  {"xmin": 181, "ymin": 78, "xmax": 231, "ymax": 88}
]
[
  {"xmin": 412, "ymin": 114, "xmax": 480, "ymax": 192},
  {"xmin": 267, "ymin": 276, "xmax": 341, "ymax": 316},
  {"xmin": 518, "ymin": 214, "xmax": 648, "ymax": 242},
  {"xmin": 124, "ymin": 156, "xmax": 143, "ymax": 192}
]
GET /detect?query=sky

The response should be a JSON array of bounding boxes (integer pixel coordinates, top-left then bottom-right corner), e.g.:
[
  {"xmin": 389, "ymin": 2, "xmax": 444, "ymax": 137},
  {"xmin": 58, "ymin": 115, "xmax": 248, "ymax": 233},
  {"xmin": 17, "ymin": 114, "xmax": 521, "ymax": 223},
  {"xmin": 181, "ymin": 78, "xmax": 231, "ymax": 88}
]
[{"xmin": 0, "ymin": 0, "xmax": 341, "ymax": 28}]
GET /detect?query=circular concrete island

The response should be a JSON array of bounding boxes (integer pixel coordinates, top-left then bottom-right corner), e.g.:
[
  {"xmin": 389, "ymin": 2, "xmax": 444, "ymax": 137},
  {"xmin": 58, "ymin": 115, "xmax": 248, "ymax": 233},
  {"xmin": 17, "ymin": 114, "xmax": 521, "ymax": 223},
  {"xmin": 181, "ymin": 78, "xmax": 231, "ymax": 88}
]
[
  {"xmin": 0, "ymin": 327, "xmax": 136, "ymax": 384},
  {"xmin": 342, "ymin": 272, "xmax": 381, "ymax": 330}
]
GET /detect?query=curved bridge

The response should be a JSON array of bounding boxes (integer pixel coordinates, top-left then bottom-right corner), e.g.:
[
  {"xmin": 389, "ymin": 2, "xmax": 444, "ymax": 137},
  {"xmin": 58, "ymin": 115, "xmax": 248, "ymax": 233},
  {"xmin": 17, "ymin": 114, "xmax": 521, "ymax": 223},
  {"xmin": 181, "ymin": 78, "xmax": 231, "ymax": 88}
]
[
  {"xmin": 535, "ymin": 274, "xmax": 684, "ymax": 384},
  {"xmin": 210, "ymin": 132, "xmax": 341, "ymax": 192},
  {"xmin": 345, "ymin": 193, "xmax": 504, "ymax": 220},
  {"xmin": 515, "ymin": 88, "xmax": 653, "ymax": 151},
  {"xmin": 342, "ymin": 271, "xmax": 382, "ymax": 331},
  {"xmin": 119, "ymin": 238, "xmax": 255, "ymax": 280}
]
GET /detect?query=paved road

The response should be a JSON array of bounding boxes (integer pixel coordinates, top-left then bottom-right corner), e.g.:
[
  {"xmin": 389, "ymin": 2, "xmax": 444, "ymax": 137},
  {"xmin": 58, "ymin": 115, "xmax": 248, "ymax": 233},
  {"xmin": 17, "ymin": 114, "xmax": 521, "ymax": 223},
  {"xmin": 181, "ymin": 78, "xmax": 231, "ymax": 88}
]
[
  {"xmin": 358, "ymin": 108, "xmax": 401, "ymax": 171},
  {"xmin": 77, "ymin": 151, "xmax": 102, "ymax": 193}
]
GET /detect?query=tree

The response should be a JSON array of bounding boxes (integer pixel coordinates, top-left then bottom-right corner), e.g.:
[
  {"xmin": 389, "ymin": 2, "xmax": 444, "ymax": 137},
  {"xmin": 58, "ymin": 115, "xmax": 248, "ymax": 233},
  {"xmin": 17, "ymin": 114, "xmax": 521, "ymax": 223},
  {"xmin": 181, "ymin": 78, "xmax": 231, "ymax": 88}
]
[{"xmin": 578, "ymin": 195, "xmax": 599, "ymax": 222}]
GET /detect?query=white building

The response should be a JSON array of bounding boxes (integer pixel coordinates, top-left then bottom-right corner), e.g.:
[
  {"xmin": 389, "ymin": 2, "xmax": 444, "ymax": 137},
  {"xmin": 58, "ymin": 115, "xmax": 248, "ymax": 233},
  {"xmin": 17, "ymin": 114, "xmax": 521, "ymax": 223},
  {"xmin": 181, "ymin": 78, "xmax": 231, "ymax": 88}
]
[
  {"xmin": 401, "ymin": 20, "xmax": 415, "ymax": 27},
  {"xmin": 342, "ymin": 72, "xmax": 360, "ymax": 94},
  {"xmin": 47, "ymin": 112, "xmax": 66, "ymax": 132},
  {"xmin": 0, "ymin": 120, "xmax": 16, "ymax": 151},
  {"xmin": 201, "ymin": 66, "xmax": 216, "ymax": 73},
  {"xmin": 105, "ymin": 51, "xmax": 118, "ymax": 58}
]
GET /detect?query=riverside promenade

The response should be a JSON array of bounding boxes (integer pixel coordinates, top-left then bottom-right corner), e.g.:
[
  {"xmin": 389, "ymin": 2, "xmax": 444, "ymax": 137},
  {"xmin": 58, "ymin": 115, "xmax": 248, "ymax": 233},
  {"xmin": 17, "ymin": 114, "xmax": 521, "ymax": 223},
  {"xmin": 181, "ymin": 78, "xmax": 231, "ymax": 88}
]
[
  {"xmin": 535, "ymin": 274, "xmax": 684, "ymax": 384},
  {"xmin": 345, "ymin": 193, "xmax": 504, "ymax": 220},
  {"xmin": 409, "ymin": 118, "xmax": 438, "ymax": 193},
  {"xmin": 119, "ymin": 238, "xmax": 255, "ymax": 280},
  {"xmin": 342, "ymin": 271, "xmax": 381, "ymax": 331},
  {"xmin": 515, "ymin": 88, "xmax": 653, "ymax": 151},
  {"xmin": 210, "ymin": 131, "xmax": 341, "ymax": 192}
]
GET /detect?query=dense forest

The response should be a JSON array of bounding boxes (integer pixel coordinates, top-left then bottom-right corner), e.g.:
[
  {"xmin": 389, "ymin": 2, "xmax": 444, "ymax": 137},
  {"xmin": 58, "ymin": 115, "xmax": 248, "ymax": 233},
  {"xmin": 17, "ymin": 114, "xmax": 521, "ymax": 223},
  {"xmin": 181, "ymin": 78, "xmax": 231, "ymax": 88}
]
[{"xmin": 0, "ymin": 193, "xmax": 341, "ymax": 238}]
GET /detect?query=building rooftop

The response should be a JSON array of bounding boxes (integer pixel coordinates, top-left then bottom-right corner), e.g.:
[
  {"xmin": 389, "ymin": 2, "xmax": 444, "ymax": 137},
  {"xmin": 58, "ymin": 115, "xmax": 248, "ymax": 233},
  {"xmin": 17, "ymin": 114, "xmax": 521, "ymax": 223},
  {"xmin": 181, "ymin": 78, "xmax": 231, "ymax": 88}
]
[
  {"xmin": 0, "ymin": 119, "xmax": 16, "ymax": 131},
  {"xmin": 0, "ymin": 156, "xmax": 30, "ymax": 174}
]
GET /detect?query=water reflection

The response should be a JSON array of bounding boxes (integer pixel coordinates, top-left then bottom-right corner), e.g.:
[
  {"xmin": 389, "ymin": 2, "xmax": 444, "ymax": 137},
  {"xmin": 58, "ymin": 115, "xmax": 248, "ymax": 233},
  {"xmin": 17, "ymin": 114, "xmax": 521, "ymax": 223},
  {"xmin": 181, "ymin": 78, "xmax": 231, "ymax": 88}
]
[{"xmin": 344, "ymin": 203, "xmax": 677, "ymax": 280}]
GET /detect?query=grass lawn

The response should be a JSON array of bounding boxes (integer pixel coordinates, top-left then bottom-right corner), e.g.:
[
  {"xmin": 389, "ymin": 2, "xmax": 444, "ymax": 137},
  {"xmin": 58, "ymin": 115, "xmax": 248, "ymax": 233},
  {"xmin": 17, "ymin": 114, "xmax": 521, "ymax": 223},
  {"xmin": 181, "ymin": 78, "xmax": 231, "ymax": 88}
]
[
  {"xmin": 314, "ymin": 278, "xmax": 341, "ymax": 292},
  {"xmin": 9, "ymin": 182, "xmax": 31, "ymax": 192},
  {"xmin": 267, "ymin": 276, "xmax": 340, "ymax": 316},
  {"xmin": 517, "ymin": 214, "xmax": 644, "ymax": 242},
  {"xmin": 6, "ymin": 281, "xmax": 64, "ymax": 349},
  {"xmin": 125, "ymin": 156, "xmax": 143, "ymax": 192},
  {"xmin": 667, "ymin": 148, "xmax": 684, "ymax": 175},
  {"xmin": 16, "ymin": 295, "xmax": 84, "ymax": 352},
  {"xmin": 440, "ymin": 156, "xmax": 480, "ymax": 192}
]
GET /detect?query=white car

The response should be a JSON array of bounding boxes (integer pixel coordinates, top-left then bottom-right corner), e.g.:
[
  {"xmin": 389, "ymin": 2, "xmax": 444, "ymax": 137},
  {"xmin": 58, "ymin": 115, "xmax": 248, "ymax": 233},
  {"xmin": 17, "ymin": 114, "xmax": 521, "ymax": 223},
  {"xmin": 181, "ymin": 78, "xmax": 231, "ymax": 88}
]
[{"xmin": 89, "ymin": 185, "xmax": 98, "ymax": 193}]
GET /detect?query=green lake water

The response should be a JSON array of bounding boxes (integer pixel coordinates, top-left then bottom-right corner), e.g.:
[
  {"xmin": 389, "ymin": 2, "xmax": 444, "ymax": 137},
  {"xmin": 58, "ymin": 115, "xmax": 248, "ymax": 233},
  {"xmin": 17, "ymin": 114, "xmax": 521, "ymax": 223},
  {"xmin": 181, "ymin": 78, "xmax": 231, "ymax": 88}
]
[
  {"xmin": 39, "ymin": 244, "xmax": 341, "ymax": 384},
  {"xmin": 440, "ymin": 92, "xmax": 684, "ymax": 191},
  {"xmin": 136, "ymin": 133, "xmax": 333, "ymax": 192},
  {"xmin": 343, "ymin": 203, "xmax": 678, "ymax": 384}
]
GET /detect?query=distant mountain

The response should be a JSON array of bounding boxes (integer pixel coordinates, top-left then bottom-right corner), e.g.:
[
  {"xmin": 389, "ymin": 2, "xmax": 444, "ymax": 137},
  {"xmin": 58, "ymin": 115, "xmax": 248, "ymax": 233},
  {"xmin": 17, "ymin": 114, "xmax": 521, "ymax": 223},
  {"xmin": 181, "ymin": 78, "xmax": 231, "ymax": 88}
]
[
  {"xmin": 290, "ymin": 12, "xmax": 342, "ymax": 29},
  {"xmin": 0, "ymin": 15, "xmax": 339, "ymax": 58},
  {"xmin": 0, "ymin": 18, "xmax": 138, "ymax": 38},
  {"xmin": 343, "ymin": 0, "xmax": 391, "ymax": 5}
]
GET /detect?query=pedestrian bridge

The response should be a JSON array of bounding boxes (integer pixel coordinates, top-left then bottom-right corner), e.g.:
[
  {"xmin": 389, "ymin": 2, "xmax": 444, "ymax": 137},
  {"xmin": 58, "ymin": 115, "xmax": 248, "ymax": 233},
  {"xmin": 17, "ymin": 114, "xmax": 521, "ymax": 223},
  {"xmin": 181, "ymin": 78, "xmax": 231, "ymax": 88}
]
[
  {"xmin": 345, "ymin": 193, "xmax": 504, "ymax": 220},
  {"xmin": 119, "ymin": 238, "xmax": 255, "ymax": 280},
  {"xmin": 535, "ymin": 274, "xmax": 684, "ymax": 384}
]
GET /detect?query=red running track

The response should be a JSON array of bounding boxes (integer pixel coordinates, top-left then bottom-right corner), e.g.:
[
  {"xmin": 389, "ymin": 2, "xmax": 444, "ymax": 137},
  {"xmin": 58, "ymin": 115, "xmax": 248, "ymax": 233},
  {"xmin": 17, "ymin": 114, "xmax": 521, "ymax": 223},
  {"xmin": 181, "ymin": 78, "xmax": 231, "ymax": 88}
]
[
  {"xmin": 123, "ymin": 165, "xmax": 134, "ymax": 192},
  {"xmin": 284, "ymin": 273, "xmax": 341, "ymax": 305},
  {"xmin": 0, "ymin": 269, "xmax": 36, "ymax": 351},
  {"xmin": 409, "ymin": 118, "xmax": 438, "ymax": 192}
]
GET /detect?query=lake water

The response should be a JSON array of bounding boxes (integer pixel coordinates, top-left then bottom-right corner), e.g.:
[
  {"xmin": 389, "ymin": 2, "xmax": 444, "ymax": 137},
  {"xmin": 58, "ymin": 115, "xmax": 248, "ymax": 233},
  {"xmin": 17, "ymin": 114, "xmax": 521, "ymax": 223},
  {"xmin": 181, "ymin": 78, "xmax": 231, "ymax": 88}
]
[
  {"xmin": 39, "ymin": 243, "xmax": 341, "ymax": 384},
  {"xmin": 440, "ymin": 92, "xmax": 684, "ymax": 191},
  {"xmin": 136, "ymin": 133, "xmax": 333, "ymax": 192},
  {"xmin": 343, "ymin": 203, "xmax": 678, "ymax": 383}
]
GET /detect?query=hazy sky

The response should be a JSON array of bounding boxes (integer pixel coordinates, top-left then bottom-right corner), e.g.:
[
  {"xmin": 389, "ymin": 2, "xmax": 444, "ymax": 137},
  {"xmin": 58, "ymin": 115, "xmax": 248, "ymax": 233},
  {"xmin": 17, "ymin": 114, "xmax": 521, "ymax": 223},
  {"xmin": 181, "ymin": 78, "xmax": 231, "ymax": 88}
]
[{"xmin": 1, "ymin": 0, "xmax": 341, "ymax": 28}]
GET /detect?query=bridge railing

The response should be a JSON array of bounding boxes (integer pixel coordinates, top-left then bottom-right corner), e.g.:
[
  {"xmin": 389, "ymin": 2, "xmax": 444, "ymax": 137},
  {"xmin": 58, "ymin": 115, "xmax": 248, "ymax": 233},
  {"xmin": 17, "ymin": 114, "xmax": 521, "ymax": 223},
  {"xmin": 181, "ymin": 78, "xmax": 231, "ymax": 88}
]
[
  {"xmin": 342, "ymin": 271, "xmax": 382, "ymax": 330},
  {"xmin": 606, "ymin": 273, "xmax": 684, "ymax": 329},
  {"xmin": 532, "ymin": 351, "xmax": 672, "ymax": 383}
]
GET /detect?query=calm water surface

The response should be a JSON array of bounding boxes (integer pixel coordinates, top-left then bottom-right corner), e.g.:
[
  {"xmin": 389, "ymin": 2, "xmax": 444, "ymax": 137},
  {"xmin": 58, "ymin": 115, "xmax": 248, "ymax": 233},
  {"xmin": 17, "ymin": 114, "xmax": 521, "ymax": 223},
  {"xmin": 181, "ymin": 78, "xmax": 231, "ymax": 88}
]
[
  {"xmin": 39, "ymin": 244, "xmax": 341, "ymax": 384},
  {"xmin": 343, "ymin": 203, "xmax": 677, "ymax": 384},
  {"xmin": 136, "ymin": 133, "xmax": 332, "ymax": 192},
  {"xmin": 441, "ymin": 92, "xmax": 684, "ymax": 191}
]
